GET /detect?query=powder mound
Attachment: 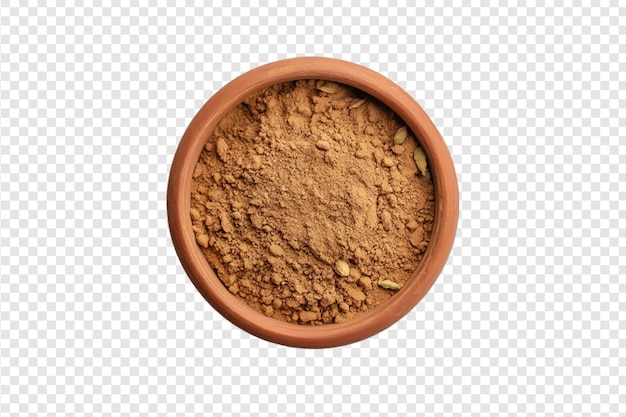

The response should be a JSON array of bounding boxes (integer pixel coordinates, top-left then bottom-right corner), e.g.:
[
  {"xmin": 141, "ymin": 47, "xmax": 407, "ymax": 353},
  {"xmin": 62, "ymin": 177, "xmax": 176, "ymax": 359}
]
[{"xmin": 190, "ymin": 80, "xmax": 435, "ymax": 325}]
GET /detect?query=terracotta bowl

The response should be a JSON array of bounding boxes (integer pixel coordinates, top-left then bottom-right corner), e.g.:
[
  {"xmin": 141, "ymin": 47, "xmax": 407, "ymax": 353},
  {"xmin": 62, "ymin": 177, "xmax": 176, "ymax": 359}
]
[{"xmin": 168, "ymin": 57, "xmax": 458, "ymax": 348}]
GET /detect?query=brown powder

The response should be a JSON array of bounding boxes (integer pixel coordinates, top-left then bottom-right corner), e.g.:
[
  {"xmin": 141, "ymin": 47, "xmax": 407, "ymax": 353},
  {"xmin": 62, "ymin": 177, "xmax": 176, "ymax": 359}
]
[{"xmin": 190, "ymin": 80, "xmax": 435, "ymax": 324}]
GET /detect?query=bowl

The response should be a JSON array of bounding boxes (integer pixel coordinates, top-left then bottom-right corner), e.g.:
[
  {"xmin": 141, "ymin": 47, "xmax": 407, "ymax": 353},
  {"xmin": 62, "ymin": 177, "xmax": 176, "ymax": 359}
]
[{"xmin": 168, "ymin": 57, "xmax": 458, "ymax": 348}]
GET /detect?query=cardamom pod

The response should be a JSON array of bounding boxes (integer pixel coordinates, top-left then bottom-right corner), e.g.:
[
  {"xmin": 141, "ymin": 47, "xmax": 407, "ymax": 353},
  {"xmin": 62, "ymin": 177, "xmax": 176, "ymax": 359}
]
[
  {"xmin": 317, "ymin": 83, "xmax": 339, "ymax": 94},
  {"xmin": 350, "ymin": 98, "xmax": 366, "ymax": 109},
  {"xmin": 378, "ymin": 280, "xmax": 401, "ymax": 291},
  {"xmin": 393, "ymin": 126, "xmax": 408, "ymax": 144},
  {"xmin": 413, "ymin": 146, "xmax": 428, "ymax": 175},
  {"xmin": 334, "ymin": 260, "xmax": 350, "ymax": 277}
]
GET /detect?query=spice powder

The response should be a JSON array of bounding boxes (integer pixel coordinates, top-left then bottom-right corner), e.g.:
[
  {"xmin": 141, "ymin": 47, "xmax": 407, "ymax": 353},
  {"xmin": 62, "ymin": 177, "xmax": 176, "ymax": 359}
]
[{"xmin": 190, "ymin": 80, "xmax": 435, "ymax": 325}]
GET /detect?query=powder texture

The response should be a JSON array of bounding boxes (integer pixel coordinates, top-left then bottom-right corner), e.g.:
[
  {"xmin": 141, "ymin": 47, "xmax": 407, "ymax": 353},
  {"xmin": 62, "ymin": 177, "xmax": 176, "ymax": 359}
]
[{"xmin": 190, "ymin": 80, "xmax": 435, "ymax": 324}]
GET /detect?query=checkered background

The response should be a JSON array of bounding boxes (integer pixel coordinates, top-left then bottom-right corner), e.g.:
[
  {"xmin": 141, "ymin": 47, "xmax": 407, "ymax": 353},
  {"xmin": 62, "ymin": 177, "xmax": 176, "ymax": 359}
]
[{"xmin": 1, "ymin": 3, "xmax": 623, "ymax": 416}]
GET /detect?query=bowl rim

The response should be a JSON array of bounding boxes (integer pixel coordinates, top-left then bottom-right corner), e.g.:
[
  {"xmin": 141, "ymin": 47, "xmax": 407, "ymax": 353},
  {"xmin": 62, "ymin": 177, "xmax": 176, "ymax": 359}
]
[{"xmin": 167, "ymin": 57, "xmax": 458, "ymax": 348}]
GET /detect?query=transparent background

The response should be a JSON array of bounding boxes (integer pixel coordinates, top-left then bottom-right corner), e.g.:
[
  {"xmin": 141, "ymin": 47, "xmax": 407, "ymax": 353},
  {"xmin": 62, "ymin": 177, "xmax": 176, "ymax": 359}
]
[{"xmin": 1, "ymin": 2, "xmax": 624, "ymax": 416}]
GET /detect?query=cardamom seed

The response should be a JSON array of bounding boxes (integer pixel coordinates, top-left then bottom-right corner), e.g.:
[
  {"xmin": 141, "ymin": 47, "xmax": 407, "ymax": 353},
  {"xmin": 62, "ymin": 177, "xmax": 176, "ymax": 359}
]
[
  {"xmin": 413, "ymin": 146, "xmax": 428, "ymax": 175},
  {"xmin": 393, "ymin": 126, "xmax": 408, "ymax": 144},
  {"xmin": 378, "ymin": 280, "xmax": 401, "ymax": 291},
  {"xmin": 350, "ymin": 98, "xmax": 366, "ymax": 109},
  {"xmin": 334, "ymin": 260, "xmax": 350, "ymax": 277},
  {"xmin": 317, "ymin": 83, "xmax": 339, "ymax": 94}
]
